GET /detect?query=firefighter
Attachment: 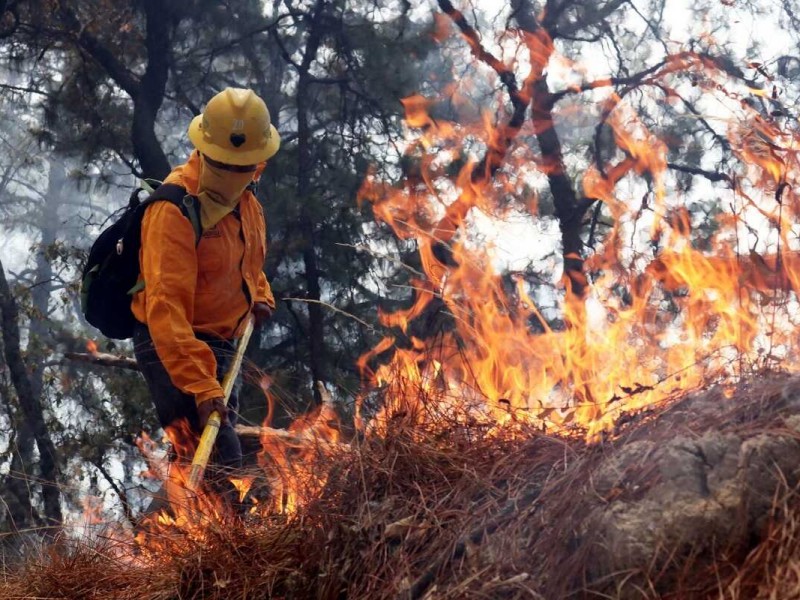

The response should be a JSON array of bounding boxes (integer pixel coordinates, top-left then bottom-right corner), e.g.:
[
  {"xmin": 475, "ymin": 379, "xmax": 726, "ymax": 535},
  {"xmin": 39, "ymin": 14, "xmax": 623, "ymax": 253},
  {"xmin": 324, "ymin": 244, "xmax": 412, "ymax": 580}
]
[{"xmin": 131, "ymin": 88, "xmax": 279, "ymax": 507}]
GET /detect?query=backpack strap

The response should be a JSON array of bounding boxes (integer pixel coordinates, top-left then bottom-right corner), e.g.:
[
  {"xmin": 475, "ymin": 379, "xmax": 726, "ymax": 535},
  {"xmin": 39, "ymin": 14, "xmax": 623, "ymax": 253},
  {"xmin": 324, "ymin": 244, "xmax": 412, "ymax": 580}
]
[
  {"xmin": 143, "ymin": 183, "xmax": 203, "ymax": 246},
  {"xmin": 125, "ymin": 182, "xmax": 203, "ymax": 296}
]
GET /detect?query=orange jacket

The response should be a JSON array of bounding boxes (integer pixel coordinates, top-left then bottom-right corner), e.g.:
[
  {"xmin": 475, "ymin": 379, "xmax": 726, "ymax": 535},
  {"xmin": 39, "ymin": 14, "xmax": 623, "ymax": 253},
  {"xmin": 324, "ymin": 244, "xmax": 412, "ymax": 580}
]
[{"xmin": 131, "ymin": 151, "xmax": 275, "ymax": 404}]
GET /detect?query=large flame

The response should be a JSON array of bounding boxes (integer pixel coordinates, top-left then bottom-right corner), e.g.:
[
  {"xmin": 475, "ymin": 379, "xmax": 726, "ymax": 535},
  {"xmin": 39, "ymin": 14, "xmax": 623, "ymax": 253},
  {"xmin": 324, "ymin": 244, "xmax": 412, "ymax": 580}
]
[{"xmin": 356, "ymin": 32, "xmax": 800, "ymax": 439}]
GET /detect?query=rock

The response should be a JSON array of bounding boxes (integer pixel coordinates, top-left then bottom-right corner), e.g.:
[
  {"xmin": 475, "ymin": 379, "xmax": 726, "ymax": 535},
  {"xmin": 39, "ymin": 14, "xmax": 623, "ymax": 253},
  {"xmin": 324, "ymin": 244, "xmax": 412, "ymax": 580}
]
[{"xmin": 577, "ymin": 381, "xmax": 800, "ymax": 598}]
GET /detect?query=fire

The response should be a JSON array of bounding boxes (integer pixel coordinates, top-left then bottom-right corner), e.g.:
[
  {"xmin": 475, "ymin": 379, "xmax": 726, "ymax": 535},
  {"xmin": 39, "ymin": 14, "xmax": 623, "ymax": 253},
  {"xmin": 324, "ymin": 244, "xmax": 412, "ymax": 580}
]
[
  {"xmin": 128, "ymin": 382, "xmax": 343, "ymax": 552},
  {"xmin": 86, "ymin": 339, "xmax": 98, "ymax": 355},
  {"xmin": 134, "ymin": 431, "xmax": 168, "ymax": 482},
  {"xmin": 355, "ymin": 29, "xmax": 800, "ymax": 440},
  {"xmin": 258, "ymin": 381, "xmax": 341, "ymax": 515},
  {"xmin": 80, "ymin": 496, "xmax": 105, "ymax": 526},
  {"xmin": 229, "ymin": 476, "xmax": 254, "ymax": 504},
  {"xmin": 135, "ymin": 419, "xmax": 237, "ymax": 538}
]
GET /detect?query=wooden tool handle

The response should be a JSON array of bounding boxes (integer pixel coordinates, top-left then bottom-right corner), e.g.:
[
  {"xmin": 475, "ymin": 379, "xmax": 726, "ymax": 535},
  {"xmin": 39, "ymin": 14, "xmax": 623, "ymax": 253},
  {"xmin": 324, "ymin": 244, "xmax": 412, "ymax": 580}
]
[{"xmin": 186, "ymin": 317, "xmax": 255, "ymax": 492}]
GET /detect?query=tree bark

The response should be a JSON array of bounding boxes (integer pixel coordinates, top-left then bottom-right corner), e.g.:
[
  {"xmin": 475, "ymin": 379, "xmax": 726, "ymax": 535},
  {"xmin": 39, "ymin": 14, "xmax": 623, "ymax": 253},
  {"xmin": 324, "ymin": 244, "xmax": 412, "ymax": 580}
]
[
  {"xmin": 530, "ymin": 78, "xmax": 591, "ymax": 302},
  {"xmin": 295, "ymin": 0, "xmax": 328, "ymax": 404},
  {"xmin": 0, "ymin": 420, "xmax": 37, "ymax": 533},
  {"xmin": 60, "ymin": 0, "xmax": 173, "ymax": 178},
  {"xmin": 0, "ymin": 259, "xmax": 62, "ymax": 529},
  {"xmin": 130, "ymin": 0, "xmax": 173, "ymax": 179},
  {"xmin": 512, "ymin": 0, "xmax": 592, "ymax": 304},
  {"xmin": 0, "ymin": 161, "xmax": 64, "ymax": 534}
]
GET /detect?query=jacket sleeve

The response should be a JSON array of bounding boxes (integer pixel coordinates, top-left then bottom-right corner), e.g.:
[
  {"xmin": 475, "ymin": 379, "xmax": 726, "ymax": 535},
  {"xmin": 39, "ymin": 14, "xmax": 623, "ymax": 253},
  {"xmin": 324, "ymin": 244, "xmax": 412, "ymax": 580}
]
[
  {"xmin": 140, "ymin": 202, "xmax": 224, "ymax": 405},
  {"xmin": 252, "ymin": 197, "xmax": 276, "ymax": 309},
  {"xmin": 255, "ymin": 272, "xmax": 275, "ymax": 309}
]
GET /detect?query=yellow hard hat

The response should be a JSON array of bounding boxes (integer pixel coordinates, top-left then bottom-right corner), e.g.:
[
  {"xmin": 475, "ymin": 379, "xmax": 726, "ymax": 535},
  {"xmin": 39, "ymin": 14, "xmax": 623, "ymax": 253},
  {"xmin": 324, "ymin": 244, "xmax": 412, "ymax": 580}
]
[{"xmin": 188, "ymin": 88, "xmax": 280, "ymax": 165}]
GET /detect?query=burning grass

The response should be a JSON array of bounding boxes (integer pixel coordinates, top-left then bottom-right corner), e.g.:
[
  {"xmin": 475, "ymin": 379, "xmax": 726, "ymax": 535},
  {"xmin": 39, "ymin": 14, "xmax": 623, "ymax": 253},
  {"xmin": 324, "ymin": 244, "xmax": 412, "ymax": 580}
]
[{"xmin": 7, "ymin": 374, "xmax": 800, "ymax": 599}]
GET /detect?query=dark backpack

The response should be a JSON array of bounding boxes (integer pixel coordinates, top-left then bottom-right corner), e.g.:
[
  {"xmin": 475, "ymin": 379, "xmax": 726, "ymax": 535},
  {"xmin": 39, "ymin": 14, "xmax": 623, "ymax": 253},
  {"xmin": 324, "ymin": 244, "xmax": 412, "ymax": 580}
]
[{"xmin": 80, "ymin": 180, "xmax": 202, "ymax": 340}]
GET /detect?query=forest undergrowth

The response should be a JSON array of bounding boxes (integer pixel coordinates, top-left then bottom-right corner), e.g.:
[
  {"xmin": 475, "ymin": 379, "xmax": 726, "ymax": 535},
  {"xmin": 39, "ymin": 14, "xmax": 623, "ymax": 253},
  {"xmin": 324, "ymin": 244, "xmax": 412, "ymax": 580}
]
[{"xmin": 5, "ymin": 373, "xmax": 800, "ymax": 599}]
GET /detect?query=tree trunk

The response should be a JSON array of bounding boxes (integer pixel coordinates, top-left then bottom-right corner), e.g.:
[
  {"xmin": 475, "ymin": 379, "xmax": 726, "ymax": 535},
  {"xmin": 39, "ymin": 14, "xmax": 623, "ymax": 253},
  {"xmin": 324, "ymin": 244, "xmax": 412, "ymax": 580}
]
[
  {"xmin": 530, "ymin": 77, "xmax": 591, "ymax": 303},
  {"xmin": 131, "ymin": 0, "xmax": 173, "ymax": 179},
  {"xmin": 0, "ymin": 259, "xmax": 62, "ymax": 529},
  {"xmin": 29, "ymin": 162, "xmax": 62, "ymax": 403},
  {"xmin": 511, "ymin": 0, "xmax": 592, "ymax": 306},
  {"xmin": 0, "ymin": 162, "xmax": 64, "ymax": 533},
  {"xmin": 0, "ymin": 416, "xmax": 37, "ymax": 534},
  {"xmin": 295, "ymin": 0, "xmax": 328, "ymax": 405}
]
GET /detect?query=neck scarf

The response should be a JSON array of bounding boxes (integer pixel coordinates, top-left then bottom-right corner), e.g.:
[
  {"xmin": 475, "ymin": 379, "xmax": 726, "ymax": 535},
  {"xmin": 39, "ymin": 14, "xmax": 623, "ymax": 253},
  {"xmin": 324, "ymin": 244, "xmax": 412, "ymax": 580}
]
[{"xmin": 196, "ymin": 158, "xmax": 255, "ymax": 230}]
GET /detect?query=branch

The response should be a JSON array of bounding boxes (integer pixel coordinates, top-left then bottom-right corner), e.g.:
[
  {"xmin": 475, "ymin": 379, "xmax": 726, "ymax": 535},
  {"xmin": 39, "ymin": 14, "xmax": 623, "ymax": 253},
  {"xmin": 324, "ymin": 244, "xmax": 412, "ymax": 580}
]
[
  {"xmin": 0, "ymin": 82, "xmax": 53, "ymax": 98},
  {"xmin": 57, "ymin": 6, "xmax": 141, "ymax": 97},
  {"xmin": 92, "ymin": 459, "xmax": 135, "ymax": 528},
  {"xmin": 654, "ymin": 83, "xmax": 731, "ymax": 152},
  {"xmin": 281, "ymin": 296, "xmax": 376, "ymax": 331},
  {"xmin": 550, "ymin": 0, "xmax": 628, "ymax": 39},
  {"xmin": 437, "ymin": 0, "xmax": 527, "ymax": 113},
  {"xmin": 431, "ymin": 0, "xmax": 533, "ymax": 244},
  {"xmin": 64, "ymin": 351, "xmax": 139, "ymax": 371},
  {"xmin": 192, "ymin": 13, "xmax": 296, "ymax": 59},
  {"xmin": 667, "ymin": 162, "xmax": 733, "ymax": 185},
  {"xmin": 273, "ymin": 25, "xmax": 302, "ymax": 69},
  {"xmin": 0, "ymin": 259, "xmax": 62, "ymax": 527},
  {"xmin": 235, "ymin": 424, "xmax": 342, "ymax": 449},
  {"xmin": 439, "ymin": 1, "xmax": 515, "ymax": 89},
  {"xmin": 625, "ymin": 0, "xmax": 668, "ymax": 56},
  {"xmin": 550, "ymin": 58, "xmax": 669, "ymax": 103}
]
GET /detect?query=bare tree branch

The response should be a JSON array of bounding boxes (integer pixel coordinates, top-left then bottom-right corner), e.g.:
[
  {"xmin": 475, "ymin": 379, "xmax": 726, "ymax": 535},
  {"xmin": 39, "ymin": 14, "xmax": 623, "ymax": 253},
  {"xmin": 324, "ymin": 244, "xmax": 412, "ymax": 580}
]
[
  {"xmin": 64, "ymin": 351, "xmax": 139, "ymax": 371},
  {"xmin": 667, "ymin": 162, "xmax": 734, "ymax": 185}
]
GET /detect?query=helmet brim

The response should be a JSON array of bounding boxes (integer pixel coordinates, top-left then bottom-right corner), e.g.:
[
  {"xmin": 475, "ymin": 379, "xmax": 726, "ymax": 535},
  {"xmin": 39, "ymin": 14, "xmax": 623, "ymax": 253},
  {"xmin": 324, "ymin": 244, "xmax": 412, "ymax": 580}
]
[{"xmin": 188, "ymin": 115, "xmax": 281, "ymax": 165}]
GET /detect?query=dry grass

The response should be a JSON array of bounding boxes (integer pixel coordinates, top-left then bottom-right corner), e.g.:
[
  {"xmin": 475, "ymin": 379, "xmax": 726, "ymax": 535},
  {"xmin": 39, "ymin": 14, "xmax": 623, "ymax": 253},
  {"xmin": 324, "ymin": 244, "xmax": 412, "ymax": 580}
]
[
  {"xmin": 719, "ymin": 484, "xmax": 800, "ymax": 600},
  {"xmin": 5, "ymin": 374, "xmax": 800, "ymax": 599}
]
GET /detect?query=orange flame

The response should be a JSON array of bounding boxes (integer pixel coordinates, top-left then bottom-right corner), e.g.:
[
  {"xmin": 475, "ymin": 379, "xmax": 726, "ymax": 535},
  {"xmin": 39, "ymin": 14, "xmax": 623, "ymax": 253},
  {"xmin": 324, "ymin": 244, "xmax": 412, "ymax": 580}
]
[
  {"xmin": 355, "ymin": 36, "xmax": 800, "ymax": 440},
  {"xmin": 258, "ymin": 383, "xmax": 341, "ymax": 515},
  {"xmin": 122, "ymin": 24, "xmax": 800, "ymax": 550}
]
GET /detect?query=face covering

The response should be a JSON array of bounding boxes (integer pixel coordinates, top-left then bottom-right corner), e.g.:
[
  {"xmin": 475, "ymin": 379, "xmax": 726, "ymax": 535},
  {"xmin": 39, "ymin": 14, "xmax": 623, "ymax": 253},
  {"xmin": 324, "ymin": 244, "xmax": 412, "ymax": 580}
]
[{"xmin": 196, "ymin": 157, "xmax": 255, "ymax": 230}]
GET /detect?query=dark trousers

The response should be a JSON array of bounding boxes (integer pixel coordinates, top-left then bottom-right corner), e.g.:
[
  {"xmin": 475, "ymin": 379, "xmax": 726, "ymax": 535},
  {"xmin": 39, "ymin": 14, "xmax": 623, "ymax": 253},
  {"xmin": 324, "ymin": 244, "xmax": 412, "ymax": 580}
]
[{"xmin": 133, "ymin": 323, "xmax": 243, "ymax": 506}]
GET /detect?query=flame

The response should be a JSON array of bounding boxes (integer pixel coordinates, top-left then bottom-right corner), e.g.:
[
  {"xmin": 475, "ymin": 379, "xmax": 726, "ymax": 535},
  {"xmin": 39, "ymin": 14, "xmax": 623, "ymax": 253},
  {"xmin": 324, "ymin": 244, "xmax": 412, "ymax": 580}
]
[
  {"xmin": 229, "ymin": 476, "xmax": 254, "ymax": 504},
  {"xmin": 86, "ymin": 339, "xmax": 98, "ymax": 355},
  {"xmin": 130, "ymin": 380, "xmax": 344, "ymax": 550},
  {"xmin": 355, "ymin": 33, "xmax": 800, "ymax": 440},
  {"xmin": 258, "ymin": 383, "xmax": 341, "ymax": 515},
  {"xmin": 134, "ymin": 419, "xmax": 235, "ymax": 541},
  {"xmin": 80, "ymin": 496, "xmax": 105, "ymax": 526},
  {"xmin": 135, "ymin": 431, "xmax": 167, "ymax": 480},
  {"xmin": 106, "ymin": 20, "xmax": 800, "ymax": 551}
]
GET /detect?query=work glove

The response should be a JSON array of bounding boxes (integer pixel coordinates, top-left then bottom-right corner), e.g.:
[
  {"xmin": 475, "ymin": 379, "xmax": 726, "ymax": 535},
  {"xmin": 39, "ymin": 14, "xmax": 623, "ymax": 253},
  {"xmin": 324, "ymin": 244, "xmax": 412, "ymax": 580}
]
[
  {"xmin": 252, "ymin": 301, "xmax": 273, "ymax": 327},
  {"xmin": 197, "ymin": 397, "xmax": 229, "ymax": 430}
]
